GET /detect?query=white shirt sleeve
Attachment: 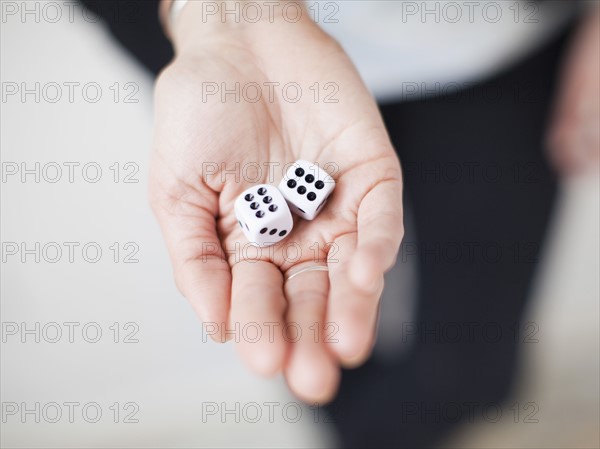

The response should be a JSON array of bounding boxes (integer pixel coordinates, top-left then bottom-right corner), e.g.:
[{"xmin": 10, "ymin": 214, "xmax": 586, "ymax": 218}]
[{"xmin": 309, "ymin": 0, "xmax": 581, "ymax": 102}]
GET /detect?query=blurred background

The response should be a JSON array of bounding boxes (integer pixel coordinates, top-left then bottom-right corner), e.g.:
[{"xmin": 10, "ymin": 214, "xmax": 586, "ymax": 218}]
[{"xmin": 1, "ymin": 1, "xmax": 598, "ymax": 447}]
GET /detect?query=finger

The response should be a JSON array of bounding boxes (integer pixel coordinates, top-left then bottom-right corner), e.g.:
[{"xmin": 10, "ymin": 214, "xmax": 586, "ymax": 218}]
[
  {"xmin": 547, "ymin": 124, "xmax": 583, "ymax": 174},
  {"xmin": 327, "ymin": 233, "xmax": 384, "ymax": 367},
  {"xmin": 283, "ymin": 262, "xmax": 339, "ymax": 403},
  {"xmin": 548, "ymin": 116, "xmax": 600, "ymax": 175},
  {"xmin": 150, "ymin": 184, "xmax": 231, "ymax": 337},
  {"xmin": 349, "ymin": 179, "xmax": 404, "ymax": 293},
  {"xmin": 230, "ymin": 260, "xmax": 288, "ymax": 377}
]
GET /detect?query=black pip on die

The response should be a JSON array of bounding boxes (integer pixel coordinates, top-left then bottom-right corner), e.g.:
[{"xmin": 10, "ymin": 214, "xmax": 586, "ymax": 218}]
[
  {"xmin": 234, "ymin": 184, "xmax": 293, "ymax": 247},
  {"xmin": 279, "ymin": 160, "xmax": 335, "ymax": 220}
]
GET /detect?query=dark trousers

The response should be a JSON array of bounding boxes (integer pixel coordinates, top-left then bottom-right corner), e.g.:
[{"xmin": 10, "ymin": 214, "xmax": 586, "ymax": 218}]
[
  {"xmin": 327, "ymin": 23, "xmax": 575, "ymax": 448},
  {"xmin": 82, "ymin": 1, "xmax": 576, "ymax": 446}
]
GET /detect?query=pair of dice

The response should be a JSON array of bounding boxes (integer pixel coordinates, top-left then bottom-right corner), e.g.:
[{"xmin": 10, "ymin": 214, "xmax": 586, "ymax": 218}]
[{"xmin": 234, "ymin": 160, "xmax": 335, "ymax": 247}]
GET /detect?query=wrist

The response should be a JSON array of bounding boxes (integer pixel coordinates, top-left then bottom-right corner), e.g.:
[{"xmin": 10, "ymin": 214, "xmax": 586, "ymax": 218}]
[{"xmin": 160, "ymin": 0, "xmax": 316, "ymax": 55}]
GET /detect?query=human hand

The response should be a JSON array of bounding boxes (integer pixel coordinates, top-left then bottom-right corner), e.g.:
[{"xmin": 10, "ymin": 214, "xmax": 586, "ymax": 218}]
[
  {"xmin": 547, "ymin": 8, "xmax": 600, "ymax": 175},
  {"xmin": 149, "ymin": 1, "xmax": 403, "ymax": 402}
]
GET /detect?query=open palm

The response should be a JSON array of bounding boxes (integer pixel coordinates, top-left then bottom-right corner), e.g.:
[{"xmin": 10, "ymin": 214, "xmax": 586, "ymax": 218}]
[{"xmin": 150, "ymin": 11, "xmax": 403, "ymax": 402}]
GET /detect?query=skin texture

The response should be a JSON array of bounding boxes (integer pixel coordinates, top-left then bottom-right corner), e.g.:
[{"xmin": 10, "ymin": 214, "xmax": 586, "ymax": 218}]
[
  {"xmin": 149, "ymin": 3, "xmax": 599, "ymax": 403},
  {"xmin": 149, "ymin": 2, "xmax": 403, "ymax": 403}
]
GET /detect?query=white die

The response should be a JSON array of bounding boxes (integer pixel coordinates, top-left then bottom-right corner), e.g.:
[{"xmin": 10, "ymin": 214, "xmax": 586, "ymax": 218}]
[
  {"xmin": 234, "ymin": 184, "xmax": 293, "ymax": 247},
  {"xmin": 279, "ymin": 160, "xmax": 335, "ymax": 220}
]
